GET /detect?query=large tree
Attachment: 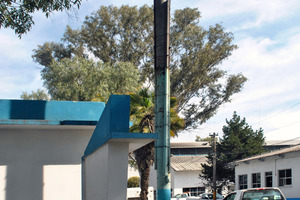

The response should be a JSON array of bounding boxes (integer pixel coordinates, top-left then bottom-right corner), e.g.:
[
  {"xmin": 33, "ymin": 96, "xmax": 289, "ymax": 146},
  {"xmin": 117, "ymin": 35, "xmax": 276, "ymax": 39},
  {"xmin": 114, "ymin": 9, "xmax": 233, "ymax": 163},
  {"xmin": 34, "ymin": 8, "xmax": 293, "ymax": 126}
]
[
  {"xmin": 200, "ymin": 112, "xmax": 265, "ymax": 192},
  {"xmin": 0, "ymin": 0, "xmax": 82, "ymax": 37},
  {"xmin": 130, "ymin": 88, "xmax": 184, "ymax": 200},
  {"xmin": 40, "ymin": 56, "xmax": 141, "ymax": 101},
  {"xmin": 32, "ymin": 5, "xmax": 247, "ymax": 128}
]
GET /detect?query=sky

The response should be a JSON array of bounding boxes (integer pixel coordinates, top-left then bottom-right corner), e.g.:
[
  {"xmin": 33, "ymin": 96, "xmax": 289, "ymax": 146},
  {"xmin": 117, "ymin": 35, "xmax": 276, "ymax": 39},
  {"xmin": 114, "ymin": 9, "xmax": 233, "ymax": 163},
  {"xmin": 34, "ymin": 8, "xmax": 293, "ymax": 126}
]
[{"xmin": 1, "ymin": 0, "xmax": 300, "ymax": 142}]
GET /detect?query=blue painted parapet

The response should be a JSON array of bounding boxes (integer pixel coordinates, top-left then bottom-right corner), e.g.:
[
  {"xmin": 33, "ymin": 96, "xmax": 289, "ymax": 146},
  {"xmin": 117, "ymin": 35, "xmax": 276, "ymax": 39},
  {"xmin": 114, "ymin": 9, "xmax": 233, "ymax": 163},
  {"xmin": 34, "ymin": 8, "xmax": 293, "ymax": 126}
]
[
  {"xmin": 0, "ymin": 99, "xmax": 105, "ymax": 125},
  {"xmin": 82, "ymin": 95, "xmax": 157, "ymax": 200}
]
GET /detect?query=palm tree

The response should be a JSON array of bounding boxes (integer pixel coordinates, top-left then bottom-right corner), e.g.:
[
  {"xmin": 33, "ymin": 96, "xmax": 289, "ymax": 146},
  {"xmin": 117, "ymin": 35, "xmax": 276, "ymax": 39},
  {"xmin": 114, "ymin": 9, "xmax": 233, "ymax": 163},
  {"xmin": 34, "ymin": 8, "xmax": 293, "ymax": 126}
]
[{"xmin": 130, "ymin": 88, "xmax": 184, "ymax": 200}]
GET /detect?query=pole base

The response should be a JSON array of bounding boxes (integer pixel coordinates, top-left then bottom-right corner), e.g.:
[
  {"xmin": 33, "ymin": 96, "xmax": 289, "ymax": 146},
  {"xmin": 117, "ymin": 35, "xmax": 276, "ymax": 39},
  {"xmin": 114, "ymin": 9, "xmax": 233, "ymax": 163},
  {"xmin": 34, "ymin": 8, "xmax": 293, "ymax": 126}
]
[{"xmin": 157, "ymin": 189, "xmax": 171, "ymax": 200}]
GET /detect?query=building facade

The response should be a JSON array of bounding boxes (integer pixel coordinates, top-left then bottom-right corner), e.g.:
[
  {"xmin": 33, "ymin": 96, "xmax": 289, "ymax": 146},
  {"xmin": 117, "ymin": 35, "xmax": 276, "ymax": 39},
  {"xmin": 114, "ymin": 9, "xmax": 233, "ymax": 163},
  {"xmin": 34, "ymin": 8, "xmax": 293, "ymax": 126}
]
[{"xmin": 232, "ymin": 145, "xmax": 300, "ymax": 200}]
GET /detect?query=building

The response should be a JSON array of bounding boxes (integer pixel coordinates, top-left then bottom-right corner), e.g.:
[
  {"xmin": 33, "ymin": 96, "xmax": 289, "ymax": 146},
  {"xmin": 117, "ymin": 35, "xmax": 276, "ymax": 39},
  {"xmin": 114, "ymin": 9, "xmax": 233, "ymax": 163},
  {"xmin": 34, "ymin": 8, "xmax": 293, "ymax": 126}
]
[
  {"xmin": 129, "ymin": 141, "xmax": 300, "ymax": 198},
  {"xmin": 128, "ymin": 142, "xmax": 211, "ymax": 197},
  {"xmin": 231, "ymin": 145, "xmax": 300, "ymax": 200},
  {"xmin": 0, "ymin": 99, "xmax": 104, "ymax": 200}
]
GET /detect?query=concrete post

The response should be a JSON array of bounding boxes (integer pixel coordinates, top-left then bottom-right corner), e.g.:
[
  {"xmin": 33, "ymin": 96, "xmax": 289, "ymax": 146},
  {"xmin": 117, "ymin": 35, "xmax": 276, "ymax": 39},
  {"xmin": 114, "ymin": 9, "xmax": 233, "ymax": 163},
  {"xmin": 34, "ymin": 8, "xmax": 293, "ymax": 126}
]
[{"xmin": 154, "ymin": 0, "xmax": 171, "ymax": 199}]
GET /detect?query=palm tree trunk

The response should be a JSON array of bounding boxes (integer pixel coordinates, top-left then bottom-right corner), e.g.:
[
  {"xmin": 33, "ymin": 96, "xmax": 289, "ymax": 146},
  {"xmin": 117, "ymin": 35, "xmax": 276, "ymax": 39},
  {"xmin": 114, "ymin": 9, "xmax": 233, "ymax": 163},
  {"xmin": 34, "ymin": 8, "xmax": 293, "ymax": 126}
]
[
  {"xmin": 134, "ymin": 142, "xmax": 155, "ymax": 200},
  {"xmin": 139, "ymin": 164, "xmax": 151, "ymax": 199}
]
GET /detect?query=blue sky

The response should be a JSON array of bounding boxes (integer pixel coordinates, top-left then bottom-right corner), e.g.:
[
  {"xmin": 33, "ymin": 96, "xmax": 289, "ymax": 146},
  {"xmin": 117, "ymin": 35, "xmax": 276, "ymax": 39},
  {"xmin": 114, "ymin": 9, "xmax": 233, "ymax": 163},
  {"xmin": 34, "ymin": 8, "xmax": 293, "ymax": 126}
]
[{"xmin": 1, "ymin": 0, "xmax": 300, "ymax": 142}]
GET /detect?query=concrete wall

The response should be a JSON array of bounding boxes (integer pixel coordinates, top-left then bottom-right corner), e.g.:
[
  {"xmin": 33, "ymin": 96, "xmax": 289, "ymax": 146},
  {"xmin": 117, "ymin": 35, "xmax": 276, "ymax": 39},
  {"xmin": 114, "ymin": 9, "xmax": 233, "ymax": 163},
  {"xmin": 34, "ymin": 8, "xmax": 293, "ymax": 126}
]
[
  {"xmin": 82, "ymin": 142, "xmax": 129, "ymax": 200},
  {"xmin": 0, "ymin": 125, "xmax": 94, "ymax": 200},
  {"xmin": 235, "ymin": 151, "xmax": 300, "ymax": 198}
]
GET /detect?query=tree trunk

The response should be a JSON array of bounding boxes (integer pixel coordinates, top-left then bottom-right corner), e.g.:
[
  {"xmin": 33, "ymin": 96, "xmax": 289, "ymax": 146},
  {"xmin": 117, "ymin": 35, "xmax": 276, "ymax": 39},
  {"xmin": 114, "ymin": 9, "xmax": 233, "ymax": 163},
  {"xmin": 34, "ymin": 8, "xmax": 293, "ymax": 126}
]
[{"xmin": 134, "ymin": 142, "xmax": 155, "ymax": 200}]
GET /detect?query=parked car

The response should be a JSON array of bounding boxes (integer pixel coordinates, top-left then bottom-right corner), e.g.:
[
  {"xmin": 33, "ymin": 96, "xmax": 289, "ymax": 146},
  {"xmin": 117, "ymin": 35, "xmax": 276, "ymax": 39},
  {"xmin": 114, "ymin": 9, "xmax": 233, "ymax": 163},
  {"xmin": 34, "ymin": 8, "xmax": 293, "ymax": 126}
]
[
  {"xmin": 223, "ymin": 188, "xmax": 286, "ymax": 200},
  {"xmin": 200, "ymin": 193, "xmax": 224, "ymax": 200},
  {"xmin": 171, "ymin": 192, "xmax": 201, "ymax": 200}
]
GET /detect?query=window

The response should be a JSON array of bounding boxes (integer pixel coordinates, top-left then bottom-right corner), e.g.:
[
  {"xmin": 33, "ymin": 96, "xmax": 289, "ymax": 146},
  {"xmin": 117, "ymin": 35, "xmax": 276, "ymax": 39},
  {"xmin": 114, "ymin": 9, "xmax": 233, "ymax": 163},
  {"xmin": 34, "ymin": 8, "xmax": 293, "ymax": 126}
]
[
  {"xmin": 239, "ymin": 174, "xmax": 248, "ymax": 189},
  {"xmin": 183, "ymin": 187, "xmax": 205, "ymax": 197},
  {"xmin": 252, "ymin": 173, "xmax": 261, "ymax": 188},
  {"xmin": 265, "ymin": 171, "xmax": 273, "ymax": 187},
  {"xmin": 278, "ymin": 169, "xmax": 292, "ymax": 186}
]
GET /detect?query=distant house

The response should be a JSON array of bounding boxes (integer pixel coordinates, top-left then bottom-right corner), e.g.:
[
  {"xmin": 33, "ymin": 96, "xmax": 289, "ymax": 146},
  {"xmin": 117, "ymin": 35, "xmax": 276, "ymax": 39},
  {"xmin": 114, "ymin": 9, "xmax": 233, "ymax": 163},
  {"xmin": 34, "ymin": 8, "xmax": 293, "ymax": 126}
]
[
  {"xmin": 231, "ymin": 145, "xmax": 300, "ymax": 200},
  {"xmin": 128, "ymin": 142, "xmax": 210, "ymax": 197},
  {"xmin": 129, "ymin": 141, "xmax": 300, "ymax": 198}
]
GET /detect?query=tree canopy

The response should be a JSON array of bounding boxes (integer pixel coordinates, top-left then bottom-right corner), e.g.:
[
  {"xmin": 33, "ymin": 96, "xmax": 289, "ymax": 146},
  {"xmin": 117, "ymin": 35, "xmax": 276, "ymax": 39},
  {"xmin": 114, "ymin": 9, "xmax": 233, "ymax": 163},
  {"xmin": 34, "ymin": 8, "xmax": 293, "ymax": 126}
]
[
  {"xmin": 0, "ymin": 0, "xmax": 82, "ymax": 37},
  {"xmin": 40, "ymin": 56, "xmax": 140, "ymax": 102},
  {"xmin": 200, "ymin": 112, "xmax": 265, "ymax": 191},
  {"xmin": 20, "ymin": 89, "xmax": 50, "ymax": 100},
  {"xmin": 32, "ymin": 5, "xmax": 247, "ymax": 128}
]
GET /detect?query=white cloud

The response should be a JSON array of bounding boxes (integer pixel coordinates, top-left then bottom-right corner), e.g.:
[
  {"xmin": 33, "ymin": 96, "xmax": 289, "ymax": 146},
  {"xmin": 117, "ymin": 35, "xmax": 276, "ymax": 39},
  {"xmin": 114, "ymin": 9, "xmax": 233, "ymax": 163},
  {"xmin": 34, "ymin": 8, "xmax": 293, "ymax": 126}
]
[{"xmin": 195, "ymin": 0, "xmax": 300, "ymax": 29}]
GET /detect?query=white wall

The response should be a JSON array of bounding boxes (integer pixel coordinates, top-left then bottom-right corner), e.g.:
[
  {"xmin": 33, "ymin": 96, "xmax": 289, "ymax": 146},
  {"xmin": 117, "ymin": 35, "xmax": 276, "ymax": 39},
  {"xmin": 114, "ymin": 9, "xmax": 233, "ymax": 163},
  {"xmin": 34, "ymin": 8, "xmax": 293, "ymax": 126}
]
[
  {"xmin": 146, "ymin": 166, "xmax": 206, "ymax": 197},
  {"xmin": 44, "ymin": 165, "xmax": 81, "ymax": 200},
  {"xmin": 0, "ymin": 125, "xmax": 94, "ymax": 200},
  {"xmin": 173, "ymin": 170, "xmax": 204, "ymax": 189},
  {"xmin": 82, "ymin": 142, "xmax": 129, "ymax": 200},
  {"xmin": 0, "ymin": 166, "xmax": 6, "ymax": 200},
  {"xmin": 235, "ymin": 151, "xmax": 300, "ymax": 198}
]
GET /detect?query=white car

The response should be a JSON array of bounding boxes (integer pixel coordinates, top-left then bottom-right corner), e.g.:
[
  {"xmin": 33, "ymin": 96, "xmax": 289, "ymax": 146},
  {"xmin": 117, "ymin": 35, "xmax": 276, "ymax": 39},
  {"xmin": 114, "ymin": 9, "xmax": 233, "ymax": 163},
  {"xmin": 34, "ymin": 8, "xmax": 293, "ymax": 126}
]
[
  {"xmin": 223, "ymin": 188, "xmax": 286, "ymax": 200},
  {"xmin": 171, "ymin": 192, "xmax": 201, "ymax": 200},
  {"xmin": 200, "ymin": 193, "xmax": 224, "ymax": 200}
]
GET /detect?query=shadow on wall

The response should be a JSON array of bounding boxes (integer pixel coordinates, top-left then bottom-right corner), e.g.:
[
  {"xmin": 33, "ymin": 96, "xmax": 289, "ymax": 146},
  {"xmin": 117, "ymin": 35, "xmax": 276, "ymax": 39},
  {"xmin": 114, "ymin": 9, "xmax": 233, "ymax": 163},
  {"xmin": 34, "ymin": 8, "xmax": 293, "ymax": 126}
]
[{"xmin": 10, "ymin": 100, "xmax": 47, "ymax": 120}]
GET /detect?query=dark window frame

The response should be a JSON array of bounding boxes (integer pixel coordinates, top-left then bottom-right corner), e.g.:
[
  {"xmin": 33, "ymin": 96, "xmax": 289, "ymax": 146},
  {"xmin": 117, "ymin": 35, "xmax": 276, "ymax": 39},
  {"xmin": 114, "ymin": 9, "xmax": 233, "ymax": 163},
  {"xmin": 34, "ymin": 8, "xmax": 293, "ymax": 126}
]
[
  {"xmin": 265, "ymin": 171, "xmax": 273, "ymax": 187},
  {"xmin": 252, "ymin": 173, "xmax": 261, "ymax": 188},
  {"xmin": 278, "ymin": 169, "xmax": 292, "ymax": 186},
  {"xmin": 239, "ymin": 174, "xmax": 248, "ymax": 189}
]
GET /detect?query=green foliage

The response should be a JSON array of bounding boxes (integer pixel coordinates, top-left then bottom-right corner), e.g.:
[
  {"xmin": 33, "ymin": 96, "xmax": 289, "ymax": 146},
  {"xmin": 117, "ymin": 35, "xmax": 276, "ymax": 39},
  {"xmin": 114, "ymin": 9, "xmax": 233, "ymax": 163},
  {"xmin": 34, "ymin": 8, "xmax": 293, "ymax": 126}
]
[
  {"xmin": 195, "ymin": 136, "xmax": 216, "ymax": 144},
  {"xmin": 129, "ymin": 88, "xmax": 185, "ymax": 136},
  {"xmin": 41, "ymin": 56, "xmax": 140, "ymax": 101},
  {"xmin": 20, "ymin": 89, "xmax": 50, "ymax": 100},
  {"xmin": 127, "ymin": 176, "xmax": 140, "ymax": 188},
  {"xmin": 0, "ymin": 0, "xmax": 82, "ymax": 37},
  {"xmin": 32, "ymin": 5, "xmax": 247, "ymax": 128},
  {"xmin": 129, "ymin": 88, "xmax": 184, "ymax": 199},
  {"xmin": 200, "ymin": 112, "xmax": 265, "ymax": 190}
]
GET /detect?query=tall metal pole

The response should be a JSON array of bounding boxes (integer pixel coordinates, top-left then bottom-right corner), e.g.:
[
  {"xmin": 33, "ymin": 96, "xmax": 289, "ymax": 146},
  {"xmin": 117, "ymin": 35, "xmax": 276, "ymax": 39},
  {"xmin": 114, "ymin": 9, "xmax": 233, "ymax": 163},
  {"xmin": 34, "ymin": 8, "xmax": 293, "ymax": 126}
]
[{"xmin": 154, "ymin": 0, "xmax": 171, "ymax": 200}]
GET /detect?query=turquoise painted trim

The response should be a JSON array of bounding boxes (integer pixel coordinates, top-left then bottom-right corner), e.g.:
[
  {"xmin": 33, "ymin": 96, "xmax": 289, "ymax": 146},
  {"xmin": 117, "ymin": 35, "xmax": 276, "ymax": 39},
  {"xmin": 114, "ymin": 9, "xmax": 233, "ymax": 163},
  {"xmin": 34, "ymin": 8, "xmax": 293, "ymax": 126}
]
[
  {"xmin": 157, "ymin": 189, "xmax": 171, "ymax": 200},
  {"xmin": 83, "ymin": 95, "xmax": 130, "ymax": 157},
  {"xmin": 0, "ymin": 99, "xmax": 105, "ymax": 125},
  {"xmin": 287, "ymin": 198, "xmax": 300, "ymax": 200},
  {"xmin": 83, "ymin": 95, "xmax": 158, "ymax": 158}
]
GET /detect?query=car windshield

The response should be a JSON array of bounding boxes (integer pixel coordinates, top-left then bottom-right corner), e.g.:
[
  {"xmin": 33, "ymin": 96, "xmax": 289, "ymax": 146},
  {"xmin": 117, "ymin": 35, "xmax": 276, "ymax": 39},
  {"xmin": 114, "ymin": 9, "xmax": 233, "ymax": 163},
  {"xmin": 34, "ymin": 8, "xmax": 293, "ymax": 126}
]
[{"xmin": 242, "ymin": 189, "xmax": 284, "ymax": 200}]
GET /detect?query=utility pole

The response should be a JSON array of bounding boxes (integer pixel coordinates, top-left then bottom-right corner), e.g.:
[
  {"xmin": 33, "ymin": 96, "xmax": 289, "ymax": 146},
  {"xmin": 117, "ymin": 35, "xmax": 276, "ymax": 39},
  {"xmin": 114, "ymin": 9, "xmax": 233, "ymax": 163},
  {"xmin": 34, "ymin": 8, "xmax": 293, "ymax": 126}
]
[
  {"xmin": 154, "ymin": 0, "xmax": 171, "ymax": 200},
  {"xmin": 209, "ymin": 133, "xmax": 218, "ymax": 200}
]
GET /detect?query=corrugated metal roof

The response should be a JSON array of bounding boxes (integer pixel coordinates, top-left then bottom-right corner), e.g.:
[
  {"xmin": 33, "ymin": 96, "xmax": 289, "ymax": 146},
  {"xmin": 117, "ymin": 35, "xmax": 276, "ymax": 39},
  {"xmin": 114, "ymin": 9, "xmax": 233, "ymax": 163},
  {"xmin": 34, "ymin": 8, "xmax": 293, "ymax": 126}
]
[
  {"xmin": 170, "ymin": 140, "xmax": 300, "ymax": 149},
  {"xmin": 233, "ymin": 144, "xmax": 300, "ymax": 165},
  {"xmin": 171, "ymin": 142, "xmax": 211, "ymax": 148},
  {"xmin": 171, "ymin": 155, "xmax": 207, "ymax": 171}
]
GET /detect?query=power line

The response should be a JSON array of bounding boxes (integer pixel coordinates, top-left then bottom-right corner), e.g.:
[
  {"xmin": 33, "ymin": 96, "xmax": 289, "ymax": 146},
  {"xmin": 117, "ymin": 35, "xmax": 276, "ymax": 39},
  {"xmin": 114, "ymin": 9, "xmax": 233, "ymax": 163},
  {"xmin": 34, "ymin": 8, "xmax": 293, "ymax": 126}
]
[
  {"xmin": 265, "ymin": 120, "xmax": 300, "ymax": 134},
  {"xmin": 254, "ymin": 101, "xmax": 300, "ymax": 125}
]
